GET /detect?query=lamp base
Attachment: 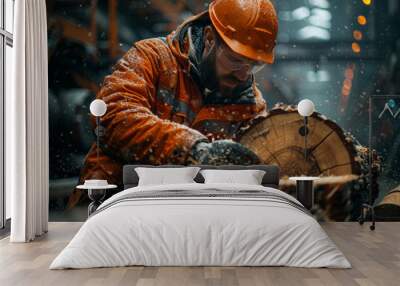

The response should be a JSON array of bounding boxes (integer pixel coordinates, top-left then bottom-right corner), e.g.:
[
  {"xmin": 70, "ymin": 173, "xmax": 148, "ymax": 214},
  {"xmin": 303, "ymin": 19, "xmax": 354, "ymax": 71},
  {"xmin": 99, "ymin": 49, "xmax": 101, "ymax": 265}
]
[
  {"xmin": 87, "ymin": 189, "xmax": 107, "ymax": 216},
  {"xmin": 296, "ymin": 180, "xmax": 314, "ymax": 210},
  {"xmin": 358, "ymin": 203, "xmax": 376, "ymax": 231}
]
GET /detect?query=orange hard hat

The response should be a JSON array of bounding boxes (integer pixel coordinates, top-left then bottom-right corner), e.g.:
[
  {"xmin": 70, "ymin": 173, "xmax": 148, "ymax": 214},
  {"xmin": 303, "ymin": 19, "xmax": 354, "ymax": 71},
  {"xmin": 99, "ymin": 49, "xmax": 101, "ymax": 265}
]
[{"xmin": 209, "ymin": 0, "xmax": 278, "ymax": 64}]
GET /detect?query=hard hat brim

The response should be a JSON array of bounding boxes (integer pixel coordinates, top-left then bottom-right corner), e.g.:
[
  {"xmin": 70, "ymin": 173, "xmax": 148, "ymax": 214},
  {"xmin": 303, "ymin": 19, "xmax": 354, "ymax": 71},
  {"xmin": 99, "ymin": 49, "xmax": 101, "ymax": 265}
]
[
  {"xmin": 215, "ymin": 28, "xmax": 275, "ymax": 64},
  {"xmin": 209, "ymin": 11, "xmax": 275, "ymax": 65}
]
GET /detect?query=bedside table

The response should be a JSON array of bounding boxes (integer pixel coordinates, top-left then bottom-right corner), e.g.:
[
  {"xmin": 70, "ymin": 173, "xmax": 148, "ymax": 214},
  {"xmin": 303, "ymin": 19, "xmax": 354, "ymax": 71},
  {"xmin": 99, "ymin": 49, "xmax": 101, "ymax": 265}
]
[
  {"xmin": 289, "ymin": 177, "xmax": 320, "ymax": 210},
  {"xmin": 76, "ymin": 184, "xmax": 117, "ymax": 216}
]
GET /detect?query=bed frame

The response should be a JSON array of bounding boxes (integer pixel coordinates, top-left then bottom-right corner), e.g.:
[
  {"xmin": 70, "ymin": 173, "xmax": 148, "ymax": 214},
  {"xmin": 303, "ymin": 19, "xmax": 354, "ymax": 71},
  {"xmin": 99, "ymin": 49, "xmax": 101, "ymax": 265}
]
[{"xmin": 123, "ymin": 165, "xmax": 280, "ymax": 189}]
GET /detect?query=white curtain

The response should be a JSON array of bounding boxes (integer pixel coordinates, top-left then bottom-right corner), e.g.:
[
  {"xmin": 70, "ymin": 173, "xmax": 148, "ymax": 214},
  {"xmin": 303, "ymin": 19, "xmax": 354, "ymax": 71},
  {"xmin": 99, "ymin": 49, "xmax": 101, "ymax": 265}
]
[{"xmin": 7, "ymin": 0, "xmax": 49, "ymax": 242}]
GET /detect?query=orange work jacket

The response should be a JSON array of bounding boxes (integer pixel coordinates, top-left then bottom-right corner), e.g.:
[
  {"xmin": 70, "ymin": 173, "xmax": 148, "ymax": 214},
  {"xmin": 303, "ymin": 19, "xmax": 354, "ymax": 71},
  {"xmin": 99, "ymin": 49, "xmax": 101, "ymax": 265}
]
[{"xmin": 69, "ymin": 11, "xmax": 267, "ymax": 207}]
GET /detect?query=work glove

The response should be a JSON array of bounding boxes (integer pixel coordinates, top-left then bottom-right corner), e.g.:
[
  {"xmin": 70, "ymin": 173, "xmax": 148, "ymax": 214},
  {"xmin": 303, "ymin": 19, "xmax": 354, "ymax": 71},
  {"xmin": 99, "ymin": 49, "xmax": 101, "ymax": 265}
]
[{"xmin": 188, "ymin": 139, "xmax": 260, "ymax": 165}]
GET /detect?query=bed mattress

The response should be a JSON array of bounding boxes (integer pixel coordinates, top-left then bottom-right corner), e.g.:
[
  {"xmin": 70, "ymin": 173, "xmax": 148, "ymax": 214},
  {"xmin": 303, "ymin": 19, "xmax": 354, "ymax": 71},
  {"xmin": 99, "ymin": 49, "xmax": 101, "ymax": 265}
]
[{"xmin": 50, "ymin": 183, "xmax": 351, "ymax": 269}]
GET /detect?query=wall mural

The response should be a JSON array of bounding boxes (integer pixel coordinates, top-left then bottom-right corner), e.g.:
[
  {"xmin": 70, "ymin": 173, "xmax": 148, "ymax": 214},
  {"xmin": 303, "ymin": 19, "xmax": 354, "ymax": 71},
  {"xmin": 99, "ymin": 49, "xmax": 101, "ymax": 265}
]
[
  {"xmin": 47, "ymin": 0, "xmax": 400, "ymax": 222},
  {"xmin": 370, "ymin": 96, "xmax": 400, "ymax": 220}
]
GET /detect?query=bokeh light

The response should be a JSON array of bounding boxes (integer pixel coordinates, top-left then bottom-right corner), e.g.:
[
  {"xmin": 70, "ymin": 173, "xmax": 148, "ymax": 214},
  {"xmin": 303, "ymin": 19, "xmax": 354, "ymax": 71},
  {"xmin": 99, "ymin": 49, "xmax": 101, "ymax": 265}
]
[
  {"xmin": 362, "ymin": 0, "xmax": 372, "ymax": 6},
  {"xmin": 352, "ymin": 42, "xmax": 361, "ymax": 53},
  {"xmin": 388, "ymin": 99, "xmax": 396, "ymax": 108},
  {"xmin": 353, "ymin": 30, "xmax": 363, "ymax": 41},
  {"xmin": 357, "ymin": 15, "xmax": 367, "ymax": 25}
]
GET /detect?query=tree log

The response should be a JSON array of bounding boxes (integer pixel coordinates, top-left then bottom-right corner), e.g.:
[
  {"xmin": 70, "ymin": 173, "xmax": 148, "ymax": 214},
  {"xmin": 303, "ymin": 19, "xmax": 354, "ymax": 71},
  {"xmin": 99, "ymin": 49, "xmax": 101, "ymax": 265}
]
[
  {"xmin": 375, "ymin": 188, "xmax": 400, "ymax": 220},
  {"xmin": 240, "ymin": 104, "xmax": 362, "ymax": 177},
  {"xmin": 239, "ymin": 103, "xmax": 378, "ymax": 221}
]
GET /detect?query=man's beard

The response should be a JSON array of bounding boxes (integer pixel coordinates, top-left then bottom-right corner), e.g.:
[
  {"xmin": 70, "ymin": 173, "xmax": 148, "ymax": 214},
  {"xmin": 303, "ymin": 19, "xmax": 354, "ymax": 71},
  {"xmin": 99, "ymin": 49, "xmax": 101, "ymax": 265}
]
[
  {"xmin": 198, "ymin": 45, "xmax": 250, "ymax": 97},
  {"xmin": 198, "ymin": 44, "xmax": 219, "ymax": 92}
]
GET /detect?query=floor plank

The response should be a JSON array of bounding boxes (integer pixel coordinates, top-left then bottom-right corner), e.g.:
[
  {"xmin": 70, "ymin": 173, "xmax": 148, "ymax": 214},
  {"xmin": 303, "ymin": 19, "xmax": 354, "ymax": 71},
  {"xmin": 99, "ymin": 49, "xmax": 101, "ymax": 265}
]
[{"xmin": 0, "ymin": 222, "xmax": 399, "ymax": 286}]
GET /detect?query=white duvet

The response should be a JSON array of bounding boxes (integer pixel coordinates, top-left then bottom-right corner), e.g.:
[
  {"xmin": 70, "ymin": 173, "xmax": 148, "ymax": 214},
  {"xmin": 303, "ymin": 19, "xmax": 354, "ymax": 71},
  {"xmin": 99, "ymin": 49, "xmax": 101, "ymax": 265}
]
[{"xmin": 50, "ymin": 183, "xmax": 351, "ymax": 269}]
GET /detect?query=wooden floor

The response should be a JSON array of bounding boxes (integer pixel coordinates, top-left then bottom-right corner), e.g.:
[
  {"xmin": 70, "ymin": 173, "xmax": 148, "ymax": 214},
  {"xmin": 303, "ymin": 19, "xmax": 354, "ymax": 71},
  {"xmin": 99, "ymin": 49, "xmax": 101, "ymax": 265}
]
[{"xmin": 0, "ymin": 222, "xmax": 399, "ymax": 286}]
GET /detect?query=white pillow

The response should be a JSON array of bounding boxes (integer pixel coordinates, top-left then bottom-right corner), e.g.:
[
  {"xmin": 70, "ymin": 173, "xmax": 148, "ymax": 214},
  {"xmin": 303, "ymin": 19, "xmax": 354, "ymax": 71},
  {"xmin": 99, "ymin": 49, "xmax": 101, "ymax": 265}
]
[
  {"xmin": 135, "ymin": 167, "xmax": 200, "ymax": 186},
  {"xmin": 200, "ymin": 169, "xmax": 266, "ymax": 185}
]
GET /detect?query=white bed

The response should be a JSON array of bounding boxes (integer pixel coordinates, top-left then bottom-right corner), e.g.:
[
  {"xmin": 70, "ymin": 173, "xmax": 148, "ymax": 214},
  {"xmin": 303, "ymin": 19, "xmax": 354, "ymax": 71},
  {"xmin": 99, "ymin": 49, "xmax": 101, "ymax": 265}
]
[{"xmin": 50, "ymin": 183, "xmax": 351, "ymax": 269}]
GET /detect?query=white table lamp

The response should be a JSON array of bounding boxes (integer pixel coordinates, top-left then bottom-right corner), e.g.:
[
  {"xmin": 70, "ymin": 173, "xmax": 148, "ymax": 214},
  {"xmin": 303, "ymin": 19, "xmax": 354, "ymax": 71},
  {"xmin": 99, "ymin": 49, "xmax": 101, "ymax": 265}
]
[
  {"xmin": 298, "ymin": 99, "xmax": 315, "ymax": 162},
  {"xmin": 298, "ymin": 99, "xmax": 315, "ymax": 117},
  {"xmin": 90, "ymin": 99, "xmax": 107, "ymax": 176},
  {"xmin": 90, "ymin": 99, "xmax": 107, "ymax": 117}
]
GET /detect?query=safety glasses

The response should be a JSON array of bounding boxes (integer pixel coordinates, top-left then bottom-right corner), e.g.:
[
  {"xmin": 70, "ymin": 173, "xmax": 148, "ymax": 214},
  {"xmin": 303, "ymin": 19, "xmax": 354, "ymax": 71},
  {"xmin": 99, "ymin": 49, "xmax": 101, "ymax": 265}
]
[{"xmin": 216, "ymin": 40, "xmax": 266, "ymax": 75}]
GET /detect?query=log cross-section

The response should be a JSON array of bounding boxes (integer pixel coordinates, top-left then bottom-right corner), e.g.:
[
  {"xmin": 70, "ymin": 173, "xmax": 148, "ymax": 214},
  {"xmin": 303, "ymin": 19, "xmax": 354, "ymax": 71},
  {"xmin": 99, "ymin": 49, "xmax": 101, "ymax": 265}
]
[{"xmin": 239, "ymin": 105, "xmax": 362, "ymax": 178}]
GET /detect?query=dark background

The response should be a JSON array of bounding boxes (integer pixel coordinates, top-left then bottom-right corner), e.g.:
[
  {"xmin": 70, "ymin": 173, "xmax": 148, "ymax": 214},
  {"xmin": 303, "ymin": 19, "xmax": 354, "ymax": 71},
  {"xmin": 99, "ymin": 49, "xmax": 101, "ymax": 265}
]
[{"xmin": 46, "ymin": 0, "xmax": 400, "ymax": 221}]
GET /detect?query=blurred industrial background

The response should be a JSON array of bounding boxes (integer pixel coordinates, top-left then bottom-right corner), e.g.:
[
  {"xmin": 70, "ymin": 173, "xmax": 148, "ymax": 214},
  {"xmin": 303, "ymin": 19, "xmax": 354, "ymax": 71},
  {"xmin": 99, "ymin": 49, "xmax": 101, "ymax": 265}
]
[{"xmin": 46, "ymin": 0, "xmax": 400, "ymax": 221}]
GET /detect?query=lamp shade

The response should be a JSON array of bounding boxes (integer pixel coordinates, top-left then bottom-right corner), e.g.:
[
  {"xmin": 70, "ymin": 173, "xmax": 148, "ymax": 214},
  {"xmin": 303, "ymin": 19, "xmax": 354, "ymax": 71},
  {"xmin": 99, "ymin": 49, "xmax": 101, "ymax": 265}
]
[
  {"xmin": 90, "ymin": 99, "xmax": 107, "ymax": 117},
  {"xmin": 298, "ymin": 99, "xmax": 315, "ymax": 117}
]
